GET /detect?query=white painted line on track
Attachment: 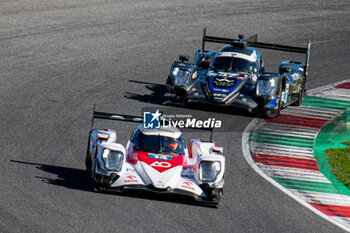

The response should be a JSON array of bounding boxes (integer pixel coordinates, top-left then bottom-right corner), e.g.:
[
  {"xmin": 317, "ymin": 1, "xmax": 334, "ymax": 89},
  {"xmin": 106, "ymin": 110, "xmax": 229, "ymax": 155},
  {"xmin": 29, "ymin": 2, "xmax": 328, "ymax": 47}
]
[
  {"xmin": 307, "ymin": 78, "xmax": 350, "ymax": 95},
  {"xmin": 252, "ymin": 143, "xmax": 314, "ymax": 153},
  {"xmin": 258, "ymin": 165, "xmax": 330, "ymax": 183},
  {"xmin": 255, "ymin": 123, "xmax": 319, "ymax": 135},
  {"xmin": 290, "ymin": 190, "xmax": 350, "ymax": 206},
  {"xmin": 255, "ymin": 128, "xmax": 317, "ymax": 138},
  {"xmin": 284, "ymin": 106, "xmax": 342, "ymax": 115},
  {"xmin": 281, "ymin": 106, "xmax": 341, "ymax": 119},
  {"xmin": 334, "ymin": 217, "xmax": 350, "ymax": 228},
  {"xmin": 311, "ymin": 92, "xmax": 350, "ymax": 101},
  {"xmin": 252, "ymin": 143, "xmax": 314, "ymax": 158}
]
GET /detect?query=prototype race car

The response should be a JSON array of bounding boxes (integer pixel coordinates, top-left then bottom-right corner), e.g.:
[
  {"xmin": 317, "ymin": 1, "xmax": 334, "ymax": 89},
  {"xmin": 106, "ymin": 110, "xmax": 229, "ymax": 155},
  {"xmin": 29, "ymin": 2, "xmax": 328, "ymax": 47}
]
[
  {"xmin": 166, "ymin": 29, "xmax": 311, "ymax": 117},
  {"xmin": 85, "ymin": 109, "xmax": 225, "ymax": 206}
]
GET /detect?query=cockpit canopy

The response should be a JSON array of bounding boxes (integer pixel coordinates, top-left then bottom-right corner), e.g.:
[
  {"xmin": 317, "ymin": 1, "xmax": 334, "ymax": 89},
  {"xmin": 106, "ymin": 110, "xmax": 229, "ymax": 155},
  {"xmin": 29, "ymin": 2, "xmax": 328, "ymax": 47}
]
[
  {"xmin": 210, "ymin": 45, "xmax": 260, "ymax": 73},
  {"xmin": 131, "ymin": 126, "xmax": 186, "ymax": 155},
  {"xmin": 211, "ymin": 56, "xmax": 256, "ymax": 73}
]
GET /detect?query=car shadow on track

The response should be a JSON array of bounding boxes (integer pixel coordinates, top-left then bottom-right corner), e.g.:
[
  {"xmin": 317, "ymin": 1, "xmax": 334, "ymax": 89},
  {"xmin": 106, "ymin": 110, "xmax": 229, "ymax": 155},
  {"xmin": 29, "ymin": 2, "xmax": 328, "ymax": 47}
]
[
  {"xmin": 124, "ymin": 80, "xmax": 256, "ymax": 118},
  {"xmin": 10, "ymin": 159, "xmax": 217, "ymax": 208},
  {"xmin": 124, "ymin": 80, "xmax": 168, "ymax": 105},
  {"xmin": 11, "ymin": 160, "xmax": 91, "ymax": 192},
  {"xmin": 104, "ymin": 189, "xmax": 218, "ymax": 208}
]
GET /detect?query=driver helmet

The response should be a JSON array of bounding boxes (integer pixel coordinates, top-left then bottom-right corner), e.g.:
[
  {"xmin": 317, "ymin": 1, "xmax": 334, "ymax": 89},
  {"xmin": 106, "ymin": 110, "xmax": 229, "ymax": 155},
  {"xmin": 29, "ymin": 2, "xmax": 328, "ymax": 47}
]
[{"xmin": 164, "ymin": 136, "xmax": 179, "ymax": 151}]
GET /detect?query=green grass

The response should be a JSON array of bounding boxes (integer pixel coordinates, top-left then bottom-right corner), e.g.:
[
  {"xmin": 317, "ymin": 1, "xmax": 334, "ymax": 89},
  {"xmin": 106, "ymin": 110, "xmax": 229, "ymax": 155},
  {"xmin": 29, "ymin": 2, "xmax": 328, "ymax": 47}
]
[{"xmin": 326, "ymin": 141, "xmax": 350, "ymax": 189}]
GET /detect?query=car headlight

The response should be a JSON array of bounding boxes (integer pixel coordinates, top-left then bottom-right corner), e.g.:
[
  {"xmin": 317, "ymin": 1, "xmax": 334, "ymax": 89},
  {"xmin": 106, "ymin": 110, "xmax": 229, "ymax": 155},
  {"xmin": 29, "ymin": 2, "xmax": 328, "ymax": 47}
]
[
  {"xmin": 172, "ymin": 67, "xmax": 180, "ymax": 76},
  {"xmin": 192, "ymin": 71, "xmax": 197, "ymax": 79},
  {"xmin": 199, "ymin": 161, "xmax": 221, "ymax": 182},
  {"xmin": 172, "ymin": 67, "xmax": 191, "ymax": 86},
  {"xmin": 256, "ymin": 79, "xmax": 276, "ymax": 96},
  {"xmin": 102, "ymin": 149, "xmax": 124, "ymax": 171}
]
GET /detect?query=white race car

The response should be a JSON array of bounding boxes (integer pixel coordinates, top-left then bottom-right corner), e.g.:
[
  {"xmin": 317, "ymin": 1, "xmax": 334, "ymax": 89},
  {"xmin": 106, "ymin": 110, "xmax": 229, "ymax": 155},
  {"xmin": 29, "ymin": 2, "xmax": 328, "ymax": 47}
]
[{"xmin": 85, "ymin": 110, "xmax": 225, "ymax": 205}]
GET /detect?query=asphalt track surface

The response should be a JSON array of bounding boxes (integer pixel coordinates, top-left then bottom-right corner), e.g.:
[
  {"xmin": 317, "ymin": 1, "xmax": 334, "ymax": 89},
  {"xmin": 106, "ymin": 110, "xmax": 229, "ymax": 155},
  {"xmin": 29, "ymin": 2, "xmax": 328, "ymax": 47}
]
[{"xmin": 1, "ymin": 0, "xmax": 349, "ymax": 232}]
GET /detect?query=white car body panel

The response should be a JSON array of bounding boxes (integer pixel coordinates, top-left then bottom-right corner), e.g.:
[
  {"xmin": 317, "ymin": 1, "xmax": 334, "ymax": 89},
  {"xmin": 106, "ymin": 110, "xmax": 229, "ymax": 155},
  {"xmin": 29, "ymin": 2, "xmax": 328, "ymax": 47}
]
[{"xmin": 87, "ymin": 126, "xmax": 225, "ymax": 203}]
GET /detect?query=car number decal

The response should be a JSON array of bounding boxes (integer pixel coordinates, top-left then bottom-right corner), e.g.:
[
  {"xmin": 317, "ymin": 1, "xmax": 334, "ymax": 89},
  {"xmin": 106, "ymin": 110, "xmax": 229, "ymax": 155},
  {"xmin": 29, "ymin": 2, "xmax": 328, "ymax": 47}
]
[{"xmin": 150, "ymin": 161, "xmax": 171, "ymax": 168}]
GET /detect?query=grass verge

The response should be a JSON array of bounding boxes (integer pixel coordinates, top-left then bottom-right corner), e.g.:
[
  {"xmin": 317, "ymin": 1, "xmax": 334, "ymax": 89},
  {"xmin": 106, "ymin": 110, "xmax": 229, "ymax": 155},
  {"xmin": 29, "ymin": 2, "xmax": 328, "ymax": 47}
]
[{"xmin": 326, "ymin": 141, "xmax": 350, "ymax": 189}]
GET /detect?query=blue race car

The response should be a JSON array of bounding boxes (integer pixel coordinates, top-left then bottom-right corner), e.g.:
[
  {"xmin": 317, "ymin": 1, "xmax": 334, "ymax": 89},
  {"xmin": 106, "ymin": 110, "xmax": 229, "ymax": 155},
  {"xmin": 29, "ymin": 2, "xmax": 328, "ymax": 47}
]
[{"xmin": 166, "ymin": 29, "xmax": 311, "ymax": 118}]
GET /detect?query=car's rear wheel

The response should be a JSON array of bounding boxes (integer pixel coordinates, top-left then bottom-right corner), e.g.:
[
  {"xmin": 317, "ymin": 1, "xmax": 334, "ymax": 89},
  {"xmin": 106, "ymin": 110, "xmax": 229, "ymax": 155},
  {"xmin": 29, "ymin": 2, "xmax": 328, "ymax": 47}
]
[
  {"xmin": 85, "ymin": 135, "xmax": 92, "ymax": 175},
  {"xmin": 292, "ymin": 86, "xmax": 305, "ymax": 106}
]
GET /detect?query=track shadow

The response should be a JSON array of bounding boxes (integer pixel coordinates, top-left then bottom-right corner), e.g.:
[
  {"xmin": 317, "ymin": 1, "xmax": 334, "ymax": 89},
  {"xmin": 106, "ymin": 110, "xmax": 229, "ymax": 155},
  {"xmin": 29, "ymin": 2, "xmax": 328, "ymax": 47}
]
[
  {"xmin": 125, "ymin": 80, "xmax": 255, "ymax": 118},
  {"xmin": 124, "ymin": 80, "xmax": 168, "ymax": 105},
  {"xmin": 10, "ymin": 159, "xmax": 217, "ymax": 208},
  {"xmin": 170, "ymin": 102, "xmax": 256, "ymax": 118},
  {"xmin": 11, "ymin": 160, "xmax": 91, "ymax": 192},
  {"xmin": 104, "ymin": 189, "xmax": 218, "ymax": 208}
]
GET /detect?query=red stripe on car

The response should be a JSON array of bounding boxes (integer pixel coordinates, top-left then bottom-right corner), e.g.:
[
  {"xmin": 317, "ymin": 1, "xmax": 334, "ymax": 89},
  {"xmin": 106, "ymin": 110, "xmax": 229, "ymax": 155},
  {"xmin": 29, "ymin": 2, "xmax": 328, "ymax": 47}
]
[{"xmin": 137, "ymin": 151, "xmax": 185, "ymax": 173}]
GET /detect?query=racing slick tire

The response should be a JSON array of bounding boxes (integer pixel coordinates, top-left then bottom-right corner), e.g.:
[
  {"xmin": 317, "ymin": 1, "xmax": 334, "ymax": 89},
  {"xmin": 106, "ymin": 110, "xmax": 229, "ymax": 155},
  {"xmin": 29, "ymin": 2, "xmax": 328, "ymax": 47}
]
[
  {"xmin": 291, "ymin": 86, "xmax": 305, "ymax": 106},
  {"xmin": 85, "ymin": 135, "xmax": 92, "ymax": 176},
  {"xmin": 173, "ymin": 88, "xmax": 188, "ymax": 104},
  {"xmin": 210, "ymin": 188, "xmax": 224, "ymax": 208},
  {"xmin": 90, "ymin": 162, "xmax": 101, "ymax": 192},
  {"xmin": 200, "ymin": 183, "xmax": 224, "ymax": 205},
  {"xmin": 265, "ymin": 87, "xmax": 282, "ymax": 118},
  {"xmin": 85, "ymin": 137, "xmax": 101, "ymax": 192}
]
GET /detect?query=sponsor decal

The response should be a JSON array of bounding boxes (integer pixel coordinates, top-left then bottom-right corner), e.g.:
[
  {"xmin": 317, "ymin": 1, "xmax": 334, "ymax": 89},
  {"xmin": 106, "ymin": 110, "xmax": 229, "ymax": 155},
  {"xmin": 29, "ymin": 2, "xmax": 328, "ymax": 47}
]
[
  {"xmin": 281, "ymin": 89, "xmax": 288, "ymax": 104},
  {"xmin": 126, "ymin": 168, "xmax": 136, "ymax": 172},
  {"xmin": 237, "ymin": 76, "xmax": 247, "ymax": 80},
  {"xmin": 143, "ymin": 110, "xmax": 161, "ymax": 129},
  {"xmin": 181, "ymin": 181, "xmax": 195, "ymax": 191},
  {"xmin": 251, "ymin": 74, "xmax": 257, "ymax": 82},
  {"xmin": 124, "ymin": 175, "xmax": 139, "ymax": 183},
  {"xmin": 213, "ymin": 87, "xmax": 229, "ymax": 93},
  {"xmin": 149, "ymin": 154, "xmax": 172, "ymax": 160},
  {"xmin": 213, "ymin": 93, "xmax": 227, "ymax": 98},
  {"xmin": 215, "ymin": 77, "xmax": 235, "ymax": 82},
  {"xmin": 291, "ymin": 73, "xmax": 299, "ymax": 81},
  {"xmin": 150, "ymin": 161, "xmax": 171, "ymax": 168},
  {"xmin": 213, "ymin": 78, "xmax": 236, "ymax": 88}
]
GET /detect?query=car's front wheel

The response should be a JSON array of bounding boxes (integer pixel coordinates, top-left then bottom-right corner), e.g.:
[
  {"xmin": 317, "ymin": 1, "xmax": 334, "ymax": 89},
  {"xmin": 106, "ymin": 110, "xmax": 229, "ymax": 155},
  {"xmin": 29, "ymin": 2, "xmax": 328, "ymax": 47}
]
[
  {"xmin": 265, "ymin": 88, "xmax": 282, "ymax": 118},
  {"xmin": 173, "ymin": 89, "xmax": 188, "ymax": 104},
  {"xmin": 90, "ymin": 161, "xmax": 101, "ymax": 192}
]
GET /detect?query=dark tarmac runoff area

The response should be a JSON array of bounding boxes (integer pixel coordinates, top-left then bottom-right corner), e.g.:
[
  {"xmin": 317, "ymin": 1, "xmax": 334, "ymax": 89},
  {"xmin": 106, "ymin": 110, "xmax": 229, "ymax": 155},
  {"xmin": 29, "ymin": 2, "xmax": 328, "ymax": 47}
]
[{"xmin": 0, "ymin": 0, "xmax": 349, "ymax": 232}]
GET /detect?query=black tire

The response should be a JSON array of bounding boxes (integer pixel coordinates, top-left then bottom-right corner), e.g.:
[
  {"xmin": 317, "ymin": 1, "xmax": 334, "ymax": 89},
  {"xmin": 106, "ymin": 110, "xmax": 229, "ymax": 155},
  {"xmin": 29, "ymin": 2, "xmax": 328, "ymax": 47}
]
[
  {"xmin": 173, "ymin": 89, "xmax": 188, "ymax": 104},
  {"xmin": 292, "ymin": 86, "xmax": 305, "ymax": 106},
  {"xmin": 265, "ymin": 88, "xmax": 282, "ymax": 118},
  {"xmin": 85, "ymin": 135, "xmax": 100, "ymax": 191},
  {"xmin": 209, "ymin": 188, "xmax": 223, "ymax": 203},
  {"xmin": 213, "ymin": 189, "xmax": 223, "ymax": 208},
  {"xmin": 90, "ymin": 161, "xmax": 101, "ymax": 192},
  {"xmin": 85, "ymin": 135, "xmax": 92, "ymax": 174}
]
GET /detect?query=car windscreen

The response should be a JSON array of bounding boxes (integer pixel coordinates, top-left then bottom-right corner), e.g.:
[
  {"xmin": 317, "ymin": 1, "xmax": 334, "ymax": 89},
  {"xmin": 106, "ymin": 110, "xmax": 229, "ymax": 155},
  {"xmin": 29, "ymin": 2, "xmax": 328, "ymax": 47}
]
[
  {"xmin": 211, "ymin": 56, "xmax": 255, "ymax": 73},
  {"xmin": 133, "ymin": 133, "xmax": 185, "ymax": 155}
]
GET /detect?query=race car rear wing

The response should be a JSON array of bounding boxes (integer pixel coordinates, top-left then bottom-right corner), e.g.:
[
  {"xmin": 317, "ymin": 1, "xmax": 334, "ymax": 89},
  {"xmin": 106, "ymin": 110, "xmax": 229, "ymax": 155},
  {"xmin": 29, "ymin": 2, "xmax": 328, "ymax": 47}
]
[
  {"xmin": 201, "ymin": 28, "xmax": 311, "ymax": 79},
  {"xmin": 91, "ymin": 106, "xmax": 215, "ymax": 141}
]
